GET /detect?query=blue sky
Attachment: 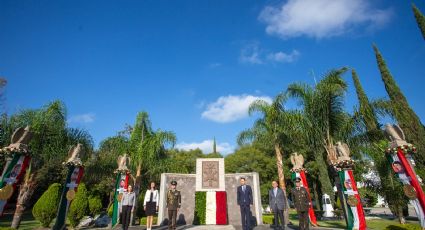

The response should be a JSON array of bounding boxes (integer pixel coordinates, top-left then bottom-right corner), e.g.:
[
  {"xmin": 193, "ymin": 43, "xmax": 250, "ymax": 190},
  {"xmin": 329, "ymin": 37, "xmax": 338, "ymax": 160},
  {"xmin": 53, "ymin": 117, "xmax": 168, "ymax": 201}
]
[{"xmin": 1, "ymin": 0, "xmax": 425, "ymax": 154}]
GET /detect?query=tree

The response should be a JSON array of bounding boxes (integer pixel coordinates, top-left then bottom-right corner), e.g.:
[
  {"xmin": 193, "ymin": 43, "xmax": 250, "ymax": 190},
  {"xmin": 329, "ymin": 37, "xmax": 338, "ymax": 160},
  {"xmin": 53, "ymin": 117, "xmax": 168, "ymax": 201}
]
[
  {"xmin": 351, "ymin": 69, "xmax": 408, "ymax": 223},
  {"xmin": 373, "ymin": 45, "xmax": 425, "ymax": 173},
  {"xmin": 2, "ymin": 101, "xmax": 93, "ymax": 228},
  {"xmin": 412, "ymin": 3, "xmax": 425, "ymax": 40},
  {"xmin": 238, "ymin": 94, "xmax": 302, "ymax": 190},
  {"xmin": 225, "ymin": 146, "xmax": 276, "ymax": 203},
  {"xmin": 129, "ymin": 111, "xmax": 176, "ymax": 223},
  {"xmin": 238, "ymin": 94, "xmax": 303, "ymax": 222},
  {"xmin": 286, "ymin": 67, "xmax": 354, "ymax": 205}
]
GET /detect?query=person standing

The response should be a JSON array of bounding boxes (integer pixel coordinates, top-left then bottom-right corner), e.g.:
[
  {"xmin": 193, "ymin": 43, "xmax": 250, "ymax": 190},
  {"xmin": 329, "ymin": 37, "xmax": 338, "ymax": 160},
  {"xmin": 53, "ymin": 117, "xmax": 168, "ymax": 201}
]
[
  {"xmin": 269, "ymin": 180, "xmax": 286, "ymax": 229},
  {"xmin": 121, "ymin": 185, "xmax": 136, "ymax": 230},
  {"xmin": 144, "ymin": 182, "xmax": 159, "ymax": 230},
  {"xmin": 291, "ymin": 178, "xmax": 310, "ymax": 230},
  {"xmin": 166, "ymin": 180, "xmax": 181, "ymax": 230},
  {"xmin": 237, "ymin": 177, "xmax": 253, "ymax": 230}
]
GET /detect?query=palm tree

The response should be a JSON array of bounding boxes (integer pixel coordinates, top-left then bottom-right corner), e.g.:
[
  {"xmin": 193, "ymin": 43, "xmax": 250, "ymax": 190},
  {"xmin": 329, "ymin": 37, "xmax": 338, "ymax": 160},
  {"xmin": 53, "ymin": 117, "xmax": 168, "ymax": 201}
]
[
  {"xmin": 238, "ymin": 93, "xmax": 303, "ymax": 222},
  {"xmin": 286, "ymin": 67, "xmax": 353, "ymax": 204},
  {"xmin": 129, "ymin": 112, "xmax": 176, "ymax": 224},
  {"xmin": 5, "ymin": 101, "xmax": 94, "ymax": 228}
]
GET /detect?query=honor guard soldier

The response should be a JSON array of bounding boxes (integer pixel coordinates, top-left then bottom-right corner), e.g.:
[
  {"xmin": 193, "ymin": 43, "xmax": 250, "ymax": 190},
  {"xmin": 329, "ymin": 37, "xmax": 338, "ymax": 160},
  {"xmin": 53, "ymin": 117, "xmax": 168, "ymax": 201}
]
[
  {"xmin": 291, "ymin": 177, "xmax": 310, "ymax": 230},
  {"xmin": 167, "ymin": 180, "xmax": 181, "ymax": 230}
]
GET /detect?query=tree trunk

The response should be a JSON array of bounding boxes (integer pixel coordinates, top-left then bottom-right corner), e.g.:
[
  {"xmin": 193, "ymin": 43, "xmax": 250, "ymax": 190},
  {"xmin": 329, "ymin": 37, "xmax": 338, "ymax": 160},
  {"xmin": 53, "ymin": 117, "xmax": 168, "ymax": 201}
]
[
  {"xmin": 274, "ymin": 144, "xmax": 286, "ymax": 190},
  {"xmin": 312, "ymin": 180, "xmax": 320, "ymax": 210},
  {"xmin": 131, "ymin": 163, "xmax": 142, "ymax": 226},
  {"xmin": 274, "ymin": 143, "xmax": 290, "ymax": 225},
  {"xmin": 11, "ymin": 173, "xmax": 37, "ymax": 229}
]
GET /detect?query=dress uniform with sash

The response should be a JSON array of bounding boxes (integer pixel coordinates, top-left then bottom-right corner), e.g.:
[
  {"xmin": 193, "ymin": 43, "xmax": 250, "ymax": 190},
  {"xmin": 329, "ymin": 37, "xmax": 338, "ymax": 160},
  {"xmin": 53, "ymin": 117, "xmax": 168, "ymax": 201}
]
[
  {"xmin": 167, "ymin": 181, "xmax": 181, "ymax": 230},
  {"xmin": 291, "ymin": 178, "xmax": 310, "ymax": 230}
]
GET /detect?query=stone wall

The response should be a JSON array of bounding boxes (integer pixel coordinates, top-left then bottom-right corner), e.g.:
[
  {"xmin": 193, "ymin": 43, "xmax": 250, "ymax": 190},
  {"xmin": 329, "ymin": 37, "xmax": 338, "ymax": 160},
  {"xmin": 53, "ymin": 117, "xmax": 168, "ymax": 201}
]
[{"xmin": 158, "ymin": 173, "xmax": 262, "ymax": 226}]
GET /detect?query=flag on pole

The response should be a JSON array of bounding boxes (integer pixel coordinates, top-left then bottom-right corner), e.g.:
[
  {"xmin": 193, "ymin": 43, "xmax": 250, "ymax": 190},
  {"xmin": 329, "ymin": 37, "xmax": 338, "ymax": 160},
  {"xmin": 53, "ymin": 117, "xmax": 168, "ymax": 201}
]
[
  {"xmin": 0, "ymin": 154, "xmax": 30, "ymax": 215},
  {"xmin": 338, "ymin": 169, "xmax": 366, "ymax": 230},
  {"xmin": 112, "ymin": 173, "xmax": 129, "ymax": 227}
]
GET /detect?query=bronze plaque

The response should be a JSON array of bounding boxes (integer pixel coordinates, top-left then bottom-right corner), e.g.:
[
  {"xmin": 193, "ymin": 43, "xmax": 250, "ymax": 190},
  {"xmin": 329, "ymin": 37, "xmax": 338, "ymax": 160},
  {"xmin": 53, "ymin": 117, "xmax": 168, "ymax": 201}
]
[{"xmin": 202, "ymin": 161, "xmax": 219, "ymax": 189}]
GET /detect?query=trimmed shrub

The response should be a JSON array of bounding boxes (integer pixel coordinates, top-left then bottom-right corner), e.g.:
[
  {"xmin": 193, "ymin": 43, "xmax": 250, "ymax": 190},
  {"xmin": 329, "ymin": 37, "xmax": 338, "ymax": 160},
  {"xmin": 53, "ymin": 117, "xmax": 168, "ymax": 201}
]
[
  {"xmin": 262, "ymin": 214, "xmax": 274, "ymax": 224},
  {"xmin": 88, "ymin": 195, "xmax": 103, "ymax": 216},
  {"xmin": 193, "ymin": 192, "xmax": 206, "ymax": 225},
  {"xmin": 68, "ymin": 183, "xmax": 89, "ymax": 227},
  {"xmin": 32, "ymin": 183, "xmax": 62, "ymax": 227}
]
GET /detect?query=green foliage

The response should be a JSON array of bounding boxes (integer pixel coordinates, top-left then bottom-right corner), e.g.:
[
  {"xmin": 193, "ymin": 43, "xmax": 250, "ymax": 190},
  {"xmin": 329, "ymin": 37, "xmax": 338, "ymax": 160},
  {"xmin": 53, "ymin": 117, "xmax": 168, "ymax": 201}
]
[
  {"xmin": 107, "ymin": 204, "xmax": 113, "ymax": 217},
  {"xmin": 385, "ymin": 224, "xmax": 422, "ymax": 230},
  {"xmin": 358, "ymin": 187, "xmax": 378, "ymax": 207},
  {"xmin": 412, "ymin": 3, "xmax": 425, "ymax": 40},
  {"xmin": 193, "ymin": 192, "xmax": 206, "ymax": 225},
  {"xmin": 68, "ymin": 183, "xmax": 89, "ymax": 227},
  {"xmin": 373, "ymin": 45, "xmax": 425, "ymax": 173},
  {"xmin": 225, "ymin": 146, "xmax": 277, "ymax": 203},
  {"xmin": 88, "ymin": 195, "xmax": 103, "ymax": 216},
  {"xmin": 286, "ymin": 67, "xmax": 353, "ymax": 205},
  {"xmin": 32, "ymin": 183, "xmax": 62, "ymax": 227},
  {"xmin": 262, "ymin": 214, "xmax": 274, "ymax": 224},
  {"xmin": 335, "ymin": 196, "xmax": 341, "ymax": 209}
]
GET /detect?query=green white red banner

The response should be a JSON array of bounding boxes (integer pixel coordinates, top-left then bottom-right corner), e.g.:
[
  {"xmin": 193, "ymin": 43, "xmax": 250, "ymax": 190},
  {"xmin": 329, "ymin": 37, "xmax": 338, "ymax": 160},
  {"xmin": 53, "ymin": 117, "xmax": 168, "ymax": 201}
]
[
  {"xmin": 0, "ymin": 153, "xmax": 30, "ymax": 215},
  {"xmin": 338, "ymin": 169, "xmax": 366, "ymax": 230}
]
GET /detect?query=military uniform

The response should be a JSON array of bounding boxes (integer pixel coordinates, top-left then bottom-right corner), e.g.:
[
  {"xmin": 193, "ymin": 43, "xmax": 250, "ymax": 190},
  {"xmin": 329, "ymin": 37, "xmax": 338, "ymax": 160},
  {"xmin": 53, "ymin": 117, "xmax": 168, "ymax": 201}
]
[
  {"xmin": 167, "ymin": 181, "xmax": 181, "ymax": 230},
  {"xmin": 291, "ymin": 178, "xmax": 310, "ymax": 230}
]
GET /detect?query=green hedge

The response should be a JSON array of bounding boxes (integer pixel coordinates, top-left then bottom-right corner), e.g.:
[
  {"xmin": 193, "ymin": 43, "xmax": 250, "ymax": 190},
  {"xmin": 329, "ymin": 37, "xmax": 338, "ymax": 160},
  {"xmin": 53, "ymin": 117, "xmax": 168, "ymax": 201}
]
[
  {"xmin": 262, "ymin": 214, "xmax": 274, "ymax": 224},
  {"xmin": 193, "ymin": 192, "xmax": 206, "ymax": 225},
  {"xmin": 68, "ymin": 183, "xmax": 89, "ymax": 227},
  {"xmin": 32, "ymin": 183, "xmax": 62, "ymax": 227},
  {"xmin": 88, "ymin": 195, "xmax": 103, "ymax": 216}
]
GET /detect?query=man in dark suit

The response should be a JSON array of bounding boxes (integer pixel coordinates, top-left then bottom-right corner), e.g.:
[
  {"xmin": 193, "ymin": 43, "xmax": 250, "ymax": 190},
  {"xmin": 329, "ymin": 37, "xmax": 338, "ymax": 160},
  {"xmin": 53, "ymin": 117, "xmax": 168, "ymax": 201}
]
[
  {"xmin": 237, "ymin": 177, "xmax": 253, "ymax": 230},
  {"xmin": 269, "ymin": 180, "xmax": 286, "ymax": 229},
  {"xmin": 291, "ymin": 177, "xmax": 310, "ymax": 230}
]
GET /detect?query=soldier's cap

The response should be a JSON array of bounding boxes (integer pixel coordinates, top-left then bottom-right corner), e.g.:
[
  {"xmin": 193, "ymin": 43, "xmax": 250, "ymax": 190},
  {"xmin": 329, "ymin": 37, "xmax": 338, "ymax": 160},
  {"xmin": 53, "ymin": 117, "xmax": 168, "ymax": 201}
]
[
  {"xmin": 170, "ymin": 180, "xmax": 177, "ymax": 185},
  {"xmin": 294, "ymin": 177, "xmax": 301, "ymax": 182}
]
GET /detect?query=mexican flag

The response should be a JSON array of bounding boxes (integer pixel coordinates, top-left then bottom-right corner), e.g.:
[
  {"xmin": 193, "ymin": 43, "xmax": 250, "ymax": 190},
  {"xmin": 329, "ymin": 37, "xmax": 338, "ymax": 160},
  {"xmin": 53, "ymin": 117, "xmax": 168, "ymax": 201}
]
[
  {"xmin": 195, "ymin": 191, "xmax": 227, "ymax": 225},
  {"xmin": 387, "ymin": 146, "xmax": 425, "ymax": 228},
  {"xmin": 0, "ymin": 153, "xmax": 30, "ymax": 215},
  {"xmin": 291, "ymin": 171, "xmax": 318, "ymax": 226},
  {"xmin": 53, "ymin": 165, "xmax": 84, "ymax": 230},
  {"xmin": 111, "ymin": 172, "xmax": 129, "ymax": 227},
  {"xmin": 338, "ymin": 170, "xmax": 366, "ymax": 230}
]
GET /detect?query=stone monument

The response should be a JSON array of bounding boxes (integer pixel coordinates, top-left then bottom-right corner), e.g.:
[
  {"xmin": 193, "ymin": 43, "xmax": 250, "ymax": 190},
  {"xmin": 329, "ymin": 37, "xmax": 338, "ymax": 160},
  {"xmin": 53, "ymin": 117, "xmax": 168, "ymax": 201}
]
[{"xmin": 158, "ymin": 158, "xmax": 262, "ymax": 226}]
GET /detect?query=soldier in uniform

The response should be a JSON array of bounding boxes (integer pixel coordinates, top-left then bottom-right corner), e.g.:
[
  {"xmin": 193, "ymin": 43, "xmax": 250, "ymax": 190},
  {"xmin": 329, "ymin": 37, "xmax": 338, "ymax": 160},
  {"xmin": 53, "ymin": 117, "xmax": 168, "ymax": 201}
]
[
  {"xmin": 167, "ymin": 180, "xmax": 181, "ymax": 230},
  {"xmin": 291, "ymin": 177, "xmax": 310, "ymax": 230}
]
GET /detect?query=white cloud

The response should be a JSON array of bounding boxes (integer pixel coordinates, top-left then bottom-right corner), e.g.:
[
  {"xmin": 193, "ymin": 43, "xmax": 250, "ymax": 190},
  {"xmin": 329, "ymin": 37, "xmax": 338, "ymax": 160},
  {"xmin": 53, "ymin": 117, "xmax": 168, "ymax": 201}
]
[
  {"xmin": 267, "ymin": 50, "xmax": 300, "ymax": 63},
  {"xmin": 201, "ymin": 94, "xmax": 272, "ymax": 123},
  {"xmin": 176, "ymin": 140, "xmax": 234, "ymax": 155},
  {"xmin": 68, "ymin": 113, "xmax": 95, "ymax": 124},
  {"xmin": 239, "ymin": 44, "xmax": 263, "ymax": 64},
  {"xmin": 259, "ymin": 0, "xmax": 392, "ymax": 39}
]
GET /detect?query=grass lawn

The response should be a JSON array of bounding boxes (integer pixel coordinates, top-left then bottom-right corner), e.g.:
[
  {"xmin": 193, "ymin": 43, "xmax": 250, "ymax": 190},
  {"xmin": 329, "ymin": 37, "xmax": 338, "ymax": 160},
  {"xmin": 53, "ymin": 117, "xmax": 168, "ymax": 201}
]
[
  {"xmin": 0, "ymin": 211, "xmax": 40, "ymax": 230},
  {"xmin": 263, "ymin": 210, "xmax": 422, "ymax": 230}
]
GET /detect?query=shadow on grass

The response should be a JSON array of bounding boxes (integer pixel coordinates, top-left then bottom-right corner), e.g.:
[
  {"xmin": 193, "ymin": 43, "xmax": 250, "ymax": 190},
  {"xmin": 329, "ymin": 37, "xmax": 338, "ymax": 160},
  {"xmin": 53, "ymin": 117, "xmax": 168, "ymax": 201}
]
[{"xmin": 0, "ymin": 211, "xmax": 40, "ymax": 230}]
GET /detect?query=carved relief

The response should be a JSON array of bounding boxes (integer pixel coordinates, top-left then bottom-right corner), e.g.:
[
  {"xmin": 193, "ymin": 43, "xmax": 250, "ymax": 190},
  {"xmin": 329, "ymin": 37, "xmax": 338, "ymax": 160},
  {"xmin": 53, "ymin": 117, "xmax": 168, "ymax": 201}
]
[{"xmin": 202, "ymin": 161, "xmax": 219, "ymax": 189}]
